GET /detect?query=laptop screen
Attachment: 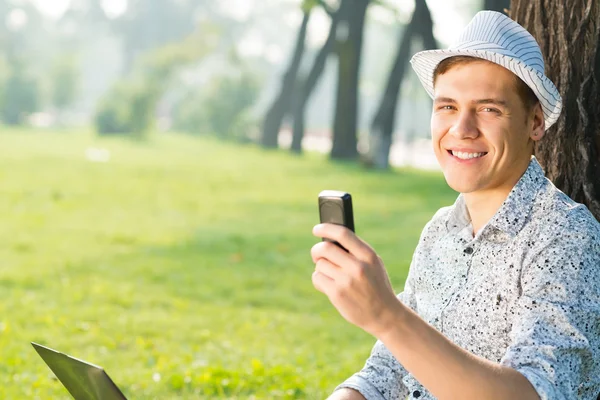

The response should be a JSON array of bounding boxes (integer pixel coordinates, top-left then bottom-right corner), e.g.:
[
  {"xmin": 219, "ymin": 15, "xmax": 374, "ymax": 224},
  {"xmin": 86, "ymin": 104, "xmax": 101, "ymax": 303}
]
[{"xmin": 32, "ymin": 342, "xmax": 127, "ymax": 400}]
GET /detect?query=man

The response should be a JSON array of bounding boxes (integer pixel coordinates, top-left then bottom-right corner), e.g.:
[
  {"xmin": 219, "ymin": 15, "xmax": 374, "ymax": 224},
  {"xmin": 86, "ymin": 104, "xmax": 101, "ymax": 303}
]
[{"xmin": 311, "ymin": 11, "xmax": 600, "ymax": 400}]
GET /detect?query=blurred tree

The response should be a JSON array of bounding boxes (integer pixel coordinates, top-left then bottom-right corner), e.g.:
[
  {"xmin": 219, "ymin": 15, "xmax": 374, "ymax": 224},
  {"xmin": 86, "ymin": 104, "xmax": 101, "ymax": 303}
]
[
  {"xmin": 365, "ymin": 0, "xmax": 437, "ymax": 169},
  {"xmin": 330, "ymin": 0, "xmax": 370, "ymax": 160},
  {"xmin": 95, "ymin": 29, "xmax": 215, "ymax": 137},
  {"xmin": 0, "ymin": 2, "xmax": 10, "ymax": 103},
  {"xmin": 260, "ymin": 1, "xmax": 313, "ymax": 148},
  {"xmin": 0, "ymin": 56, "xmax": 8, "ymax": 88},
  {"xmin": 0, "ymin": 3, "xmax": 45, "ymax": 125},
  {"xmin": 4, "ymin": 3, "xmax": 46, "ymax": 59},
  {"xmin": 94, "ymin": 80, "xmax": 139, "ymax": 134},
  {"xmin": 114, "ymin": 0, "xmax": 198, "ymax": 74},
  {"xmin": 290, "ymin": 2, "xmax": 341, "ymax": 154},
  {"xmin": 175, "ymin": 69, "xmax": 259, "ymax": 141},
  {"xmin": 50, "ymin": 54, "xmax": 79, "ymax": 112},
  {"xmin": 63, "ymin": 0, "xmax": 108, "ymax": 25},
  {"xmin": 0, "ymin": 2, "xmax": 10, "ymax": 50},
  {"xmin": 484, "ymin": 0, "xmax": 510, "ymax": 12},
  {"xmin": 1, "ymin": 60, "xmax": 40, "ymax": 125},
  {"xmin": 510, "ymin": 0, "xmax": 600, "ymax": 221}
]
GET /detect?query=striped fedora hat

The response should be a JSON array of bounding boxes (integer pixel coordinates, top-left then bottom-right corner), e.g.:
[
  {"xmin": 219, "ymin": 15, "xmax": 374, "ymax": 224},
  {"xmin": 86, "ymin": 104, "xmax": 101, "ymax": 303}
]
[{"xmin": 410, "ymin": 10, "xmax": 562, "ymax": 130}]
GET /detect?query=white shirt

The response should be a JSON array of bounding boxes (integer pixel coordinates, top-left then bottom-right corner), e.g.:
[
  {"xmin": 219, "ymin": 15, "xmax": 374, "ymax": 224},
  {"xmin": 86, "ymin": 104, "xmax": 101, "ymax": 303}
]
[{"xmin": 336, "ymin": 158, "xmax": 600, "ymax": 400}]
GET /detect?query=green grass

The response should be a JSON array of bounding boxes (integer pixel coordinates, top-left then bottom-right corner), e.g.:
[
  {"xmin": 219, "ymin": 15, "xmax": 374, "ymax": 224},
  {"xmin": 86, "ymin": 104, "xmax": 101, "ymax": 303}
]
[{"xmin": 0, "ymin": 127, "xmax": 456, "ymax": 399}]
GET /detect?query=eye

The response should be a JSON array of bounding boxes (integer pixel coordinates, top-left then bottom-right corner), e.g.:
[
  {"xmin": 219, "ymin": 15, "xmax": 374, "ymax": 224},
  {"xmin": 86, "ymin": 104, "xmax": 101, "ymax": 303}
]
[
  {"xmin": 437, "ymin": 105, "xmax": 456, "ymax": 111},
  {"xmin": 482, "ymin": 107, "xmax": 500, "ymax": 113}
]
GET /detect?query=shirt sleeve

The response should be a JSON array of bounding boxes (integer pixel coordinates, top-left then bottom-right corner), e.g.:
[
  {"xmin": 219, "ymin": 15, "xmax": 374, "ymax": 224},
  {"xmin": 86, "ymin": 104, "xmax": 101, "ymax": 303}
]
[
  {"xmin": 334, "ymin": 262, "xmax": 419, "ymax": 400},
  {"xmin": 500, "ymin": 226, "xmax": 600, "ymax": 400},
  {"xmin": 333, "ymin": 305, "xmax": 411, "ymax": 400},
  {"xmin": 332, "ymin": 209, "xmax": 447, "ymax": 400}
]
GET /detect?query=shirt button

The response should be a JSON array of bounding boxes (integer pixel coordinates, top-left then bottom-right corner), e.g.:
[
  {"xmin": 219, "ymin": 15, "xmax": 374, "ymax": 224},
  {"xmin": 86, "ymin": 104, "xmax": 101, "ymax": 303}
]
[
  {"xmin": 464, "ymin": 246, "xmax": 474, "ymax": 255},
  {"xmin": 413, "ymin": 390, "xmax": 421, "ymax": 398}
]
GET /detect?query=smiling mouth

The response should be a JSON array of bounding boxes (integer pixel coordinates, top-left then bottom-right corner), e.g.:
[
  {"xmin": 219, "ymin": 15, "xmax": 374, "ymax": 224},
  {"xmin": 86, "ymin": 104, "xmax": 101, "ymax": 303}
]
[{"xmin": 447, "ymin": 150, "xmax": 488, "ymax": 160}]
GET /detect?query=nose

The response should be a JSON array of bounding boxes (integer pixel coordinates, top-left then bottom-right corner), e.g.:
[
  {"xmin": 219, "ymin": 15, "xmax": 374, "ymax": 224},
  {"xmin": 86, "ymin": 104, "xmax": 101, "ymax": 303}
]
[{"xmin": 449, "ymin": 110, "xmax": 479, "ymax": 139}]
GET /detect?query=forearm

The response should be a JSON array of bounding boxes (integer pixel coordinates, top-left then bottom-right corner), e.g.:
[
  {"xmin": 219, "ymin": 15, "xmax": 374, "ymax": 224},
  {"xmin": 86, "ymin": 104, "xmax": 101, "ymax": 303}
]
[
  {"xmin": 376, "ymin": 301, "xmax": 540, "ymax": 400},
  {"xmin": 327, "ymin": 388, "xmax": 366, "ymax": 400}
]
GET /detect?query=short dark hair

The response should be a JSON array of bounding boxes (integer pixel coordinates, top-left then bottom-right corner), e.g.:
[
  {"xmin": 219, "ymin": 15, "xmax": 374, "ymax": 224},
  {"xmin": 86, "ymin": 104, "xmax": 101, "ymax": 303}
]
[{"xmin": 432, "ymin": 56, "xmax": 539, "ymax": 112}]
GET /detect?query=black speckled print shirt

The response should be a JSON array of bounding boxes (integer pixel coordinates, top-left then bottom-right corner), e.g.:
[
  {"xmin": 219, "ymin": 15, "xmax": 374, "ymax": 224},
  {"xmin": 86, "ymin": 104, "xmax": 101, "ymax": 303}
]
[{"xmin": 336, "ymin": 157, "xmax": 600, "ymax": 400}]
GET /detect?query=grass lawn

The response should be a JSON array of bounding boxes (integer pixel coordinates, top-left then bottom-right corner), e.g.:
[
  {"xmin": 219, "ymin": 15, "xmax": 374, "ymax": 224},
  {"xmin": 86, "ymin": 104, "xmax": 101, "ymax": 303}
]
[{"xmin": 0, "ymin": 128, "xmax": 456, "ymax": 399}]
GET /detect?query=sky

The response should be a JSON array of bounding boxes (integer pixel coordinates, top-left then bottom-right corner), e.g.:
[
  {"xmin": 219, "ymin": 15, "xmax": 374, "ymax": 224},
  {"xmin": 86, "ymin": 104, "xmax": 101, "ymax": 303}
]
[
  {"xmin": 31, "ymin": 0, "xmax": 127, "ymax": 19},
  {"xmin": 26, "ymin": 0, "xmax": 472, "ymax": 67},
  {"xmin": 30, "ymin": 0, "xmax": 472, "ymax": 46},
  {"xmin": 218, "ymin": 0, "xmax": 472, "ymax": 47}
]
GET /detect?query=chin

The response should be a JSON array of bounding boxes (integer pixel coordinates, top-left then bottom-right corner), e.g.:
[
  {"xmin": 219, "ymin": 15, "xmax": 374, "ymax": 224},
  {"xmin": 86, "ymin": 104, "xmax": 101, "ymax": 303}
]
[{"xmin": 443, "ymin": 174, "xmax": 480, "ymax": 194}]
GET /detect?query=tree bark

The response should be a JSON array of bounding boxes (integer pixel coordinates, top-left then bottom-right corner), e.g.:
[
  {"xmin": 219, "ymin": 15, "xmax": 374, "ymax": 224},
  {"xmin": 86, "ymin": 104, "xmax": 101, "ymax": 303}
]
[
  {"xmin": 330, "ymin": 0, "xmax": 370, "ymax": 160},
  {"xmin": 483, "ymin": 0, "xmax": 510, "ymax": 13},
  {"xmin": 260, "ymin": 11, "xmax": 311, "ymax": 148},
  {"xmin": 366, "ymin": 0, "xmax": 436, "ymax": 169},
  {"xmin": 510, "ymin": 0, "xmax": 600, "ymax": 221},
  {"xmin": 416, "ymin": 0, "xmax": 437, "ymax": 50},
  {"xmin": 290, "ymin": 7, "xmax": 341, "ymax": 154}
]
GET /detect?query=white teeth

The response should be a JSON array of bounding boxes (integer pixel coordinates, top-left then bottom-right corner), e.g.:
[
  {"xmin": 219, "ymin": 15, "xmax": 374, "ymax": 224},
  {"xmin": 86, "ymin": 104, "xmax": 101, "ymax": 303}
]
[{"xmin": 451, "ymin": 151, "xmax": 486, "ymax": 160}]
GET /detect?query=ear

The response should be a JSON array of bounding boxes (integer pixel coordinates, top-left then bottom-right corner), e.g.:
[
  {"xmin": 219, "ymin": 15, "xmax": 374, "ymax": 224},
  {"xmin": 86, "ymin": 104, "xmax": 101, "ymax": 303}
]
[{"xmin": 529, "ymin": 103, "xmax": 545, "ymax": 141}]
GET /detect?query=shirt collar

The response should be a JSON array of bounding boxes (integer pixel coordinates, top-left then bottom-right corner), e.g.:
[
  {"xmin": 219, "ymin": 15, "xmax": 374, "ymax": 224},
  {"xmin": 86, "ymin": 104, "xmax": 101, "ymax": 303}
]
[
  {"xmin": 446, "ymin": 194, "xmax": 470, "ymax": 232},
  {"xmin": 445, "ymin": 157, "xmax": 547, "ymax": 237}
]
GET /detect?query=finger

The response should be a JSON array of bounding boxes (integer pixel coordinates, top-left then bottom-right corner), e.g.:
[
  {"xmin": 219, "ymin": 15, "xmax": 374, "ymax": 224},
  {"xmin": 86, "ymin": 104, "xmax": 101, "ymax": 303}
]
[
  {"xmin": 315, "ymin": 258, "xmax": 345, "ymax": 282},
  {"xmin": 311, "ymin": 241, "xmax": 354, "ymax": 266},
  {"xmin": 313, "ymin": 223, "xmax": 376, "ymax": 263},
  {"xmin": 312, "ymin": 270, "xmax": 334, "ymax": 294}
]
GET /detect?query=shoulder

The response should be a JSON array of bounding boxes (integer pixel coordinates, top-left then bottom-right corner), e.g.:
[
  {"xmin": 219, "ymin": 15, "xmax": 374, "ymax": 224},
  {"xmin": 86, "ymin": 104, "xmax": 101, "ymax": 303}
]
[
  {"xmin": 525, "ymin": 180, "xmax": 600, "ymax": 283},
  {"xmin": 531, "ymin": 179, "xmax": 600, "ymax": 249},
  {"xmin": 418, "ymin": 205, "xmax": 454, "ymax": 245}
]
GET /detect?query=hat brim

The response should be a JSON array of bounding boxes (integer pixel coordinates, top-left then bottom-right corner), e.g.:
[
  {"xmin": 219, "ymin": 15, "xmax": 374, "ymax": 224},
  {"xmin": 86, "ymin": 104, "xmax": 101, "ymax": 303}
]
[{"xmin": 410, "ymin": 49, "xmax": 562, "ymax": 130}]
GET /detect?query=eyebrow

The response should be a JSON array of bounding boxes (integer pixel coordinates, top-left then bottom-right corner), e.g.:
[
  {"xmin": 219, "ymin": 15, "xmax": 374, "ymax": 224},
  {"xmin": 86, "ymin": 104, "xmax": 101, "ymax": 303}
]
[
  {"xmin": 433, "ymin": 97, "xmax": 509, "ymax": 107},
  {"xmin": 474, "ymin": 98, "xmax": 508, "ymax": 107}
]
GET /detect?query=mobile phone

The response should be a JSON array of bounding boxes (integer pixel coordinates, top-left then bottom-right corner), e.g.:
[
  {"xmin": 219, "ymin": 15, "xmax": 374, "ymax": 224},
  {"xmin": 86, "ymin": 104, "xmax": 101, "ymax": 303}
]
[{"xmin": 318, "ymin": 190, "xmax": 354, "ymax": 251}]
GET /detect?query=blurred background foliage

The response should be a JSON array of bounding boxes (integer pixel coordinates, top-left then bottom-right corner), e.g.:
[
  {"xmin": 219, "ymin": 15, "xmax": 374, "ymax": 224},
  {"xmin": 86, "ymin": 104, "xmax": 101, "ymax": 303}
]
[
  {"xmin": 0, "ymin": 0, "xmax": 538, "ymax": 398},
  {"xmin": 0, "ymin": 0, "xmax": 495, "ymax": 165}
]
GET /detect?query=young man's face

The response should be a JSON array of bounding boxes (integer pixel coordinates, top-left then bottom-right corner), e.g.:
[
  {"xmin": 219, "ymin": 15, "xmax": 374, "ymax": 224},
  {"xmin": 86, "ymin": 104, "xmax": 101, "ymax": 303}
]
[{"xmin": 431, "ymin": 60, "xmax": 544, "ymax": 196}]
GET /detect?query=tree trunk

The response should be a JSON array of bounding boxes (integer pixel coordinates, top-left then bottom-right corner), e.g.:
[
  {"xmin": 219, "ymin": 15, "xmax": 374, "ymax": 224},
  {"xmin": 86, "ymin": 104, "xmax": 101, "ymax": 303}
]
[
  {"xmin": 366, "ymin": 24, "xmax": 416, "ymax": 169},
  {"xmin": 366, "ymin": 0, "xmax": 436, "ymax": 169},
  {"xmin": 260, "ymin": 11, "xmax": 311, "ymax": 148},
  {"xmin": 484, "ymin": 0, "xmax": 510, "ymax": 13},
  {"xmin": 510, "ymin": 0, "xmax": 600, "ymax": 221},
  {"xmin": 416, "ymin": 0, "xmax": 437, "ymax": 50},
  {"xmin": 330, "ymin": 0, "xmax": 369, "ymax": 160},
  {"xmin": 290, "ymin": 8, "xmax": 341, "ymax": 154}
]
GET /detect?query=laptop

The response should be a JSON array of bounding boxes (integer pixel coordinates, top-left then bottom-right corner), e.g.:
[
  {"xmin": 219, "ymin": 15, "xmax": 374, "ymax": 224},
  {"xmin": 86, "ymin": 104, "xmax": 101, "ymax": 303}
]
[{"xmin": 31, "ymin": 342, "xmax": 127, "ymax": 400}]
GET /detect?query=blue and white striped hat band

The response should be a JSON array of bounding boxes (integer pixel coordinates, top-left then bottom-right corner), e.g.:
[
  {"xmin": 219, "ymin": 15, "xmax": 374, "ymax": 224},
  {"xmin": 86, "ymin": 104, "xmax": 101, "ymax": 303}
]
[{"xmin": 410, "ymin": 10, "xmax": 562, "ymax": 130}]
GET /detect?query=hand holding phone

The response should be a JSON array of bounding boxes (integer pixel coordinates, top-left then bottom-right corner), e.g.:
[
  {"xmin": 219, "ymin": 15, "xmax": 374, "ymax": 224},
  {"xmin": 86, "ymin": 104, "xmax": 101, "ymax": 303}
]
[{"xmin": 318, "ymin": 190, "xmax": 354, "ymax": 251}]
